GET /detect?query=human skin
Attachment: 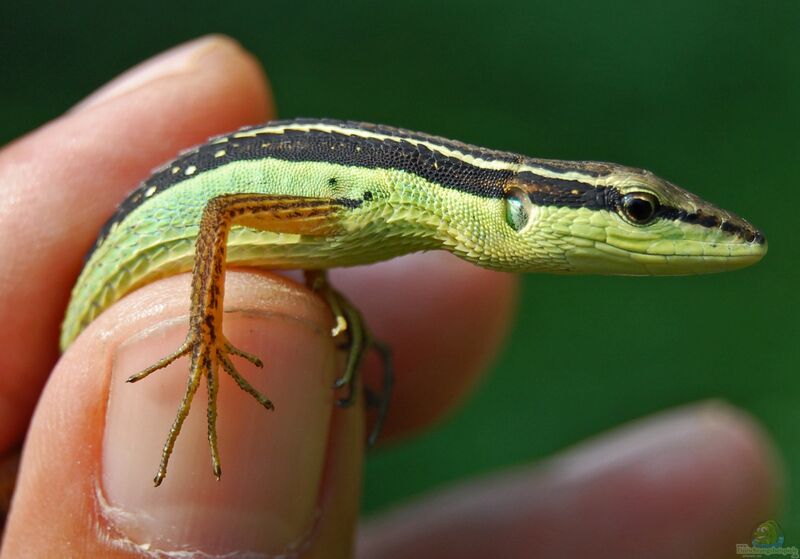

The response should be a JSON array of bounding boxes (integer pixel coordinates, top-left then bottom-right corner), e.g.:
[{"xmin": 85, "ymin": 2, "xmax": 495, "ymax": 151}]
[{"xmin": 0, "ymin": 35, "xmax": 780, "ymax": 558}]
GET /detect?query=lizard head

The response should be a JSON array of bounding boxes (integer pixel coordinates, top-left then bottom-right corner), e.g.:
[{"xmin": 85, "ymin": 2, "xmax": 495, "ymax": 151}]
[{"xmin": 488, "ymin": 160, "xmax": 766, "ymax": 275}]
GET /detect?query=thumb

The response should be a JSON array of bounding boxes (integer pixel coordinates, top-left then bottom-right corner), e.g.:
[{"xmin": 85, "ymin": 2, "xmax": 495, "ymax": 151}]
[{"xmin": 2, "ymin": 271, "xmax": 363, "ymax": 558}]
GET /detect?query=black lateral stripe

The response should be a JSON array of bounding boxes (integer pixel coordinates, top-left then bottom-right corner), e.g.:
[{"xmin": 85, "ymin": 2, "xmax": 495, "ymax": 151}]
[
  {"xmin": 253, "ymin": 120, "xmax": 613, "ymax": 178},
  {"xmin": 656, "ymin": 206, "xmax": 765, "ymax": 244},
  {"xmin": 146, "ymin": 127, "xmax": 513, "ymax": 198},
  {"xmin": 261, "ymin": 118, "xmax": 524, "ymax": 166},
  {"xmin": 516, "ymin": 171, "xmax": 764, "ymax": 242},
  {"xmin": 516, "ymin": 171, "xmax": 620, "ymax": 210}
]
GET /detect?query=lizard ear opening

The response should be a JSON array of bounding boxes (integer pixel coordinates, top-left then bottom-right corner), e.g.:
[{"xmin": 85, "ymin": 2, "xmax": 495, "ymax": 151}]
[{"xmin": 505, "ymin": 187, "xmax": 533, "ymax": 232}]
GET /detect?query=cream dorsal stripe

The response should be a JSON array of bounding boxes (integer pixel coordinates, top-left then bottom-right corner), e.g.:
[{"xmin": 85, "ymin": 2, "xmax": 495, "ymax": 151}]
[{"xmin": 222, "ymin": 118, "xmax": 606, "ymax": 182}]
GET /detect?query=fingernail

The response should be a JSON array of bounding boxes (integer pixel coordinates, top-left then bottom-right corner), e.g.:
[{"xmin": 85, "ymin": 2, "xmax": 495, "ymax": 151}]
[
  {"xmin": 73, "ymin": 35, "xmax": 239, "ymax": 112},
  {"xmin": 102, "ymin": 310, "xmax": 337, "ymax": 555}
]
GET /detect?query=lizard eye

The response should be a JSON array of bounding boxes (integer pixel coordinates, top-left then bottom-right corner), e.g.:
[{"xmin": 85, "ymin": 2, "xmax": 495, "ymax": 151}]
[
  {"xmin": 505, "ymin": 187, "xmax": 532, "ymax": 232},
  {"xmin": 621, "ymin": 192, "xmax": 659, "ymax": 225}
]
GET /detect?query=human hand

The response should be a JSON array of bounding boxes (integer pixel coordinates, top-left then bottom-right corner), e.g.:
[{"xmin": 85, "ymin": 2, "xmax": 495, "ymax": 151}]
[{"xmin": 0, "ymin": 36, "xmax": 779, "ymax": 558}]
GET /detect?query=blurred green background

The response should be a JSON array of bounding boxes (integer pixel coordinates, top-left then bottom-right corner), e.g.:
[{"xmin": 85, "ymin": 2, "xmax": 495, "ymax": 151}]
[{"xmin": 3, "ymin": 0, "xmax": 798, "ymax": 538}]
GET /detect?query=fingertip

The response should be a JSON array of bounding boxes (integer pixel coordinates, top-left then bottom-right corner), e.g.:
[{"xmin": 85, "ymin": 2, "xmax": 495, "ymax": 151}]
[
  {"xmin": 358, "ymin": 401, "xmax": 781, "ymax": 559},
  {"xmin": 72, "ymin": 35, "xmax": 270, "ymax": 117},
  {"xmin": 4, "ymin": 272, "xmax": 362, "ymax": 557},
  {"xmin": 0, "ymin": 35, "xmax": 275, "ymax": 457}
]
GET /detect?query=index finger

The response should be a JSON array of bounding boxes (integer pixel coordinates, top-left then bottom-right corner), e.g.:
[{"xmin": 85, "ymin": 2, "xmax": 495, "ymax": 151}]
[{"xmin": 0, "ymin": 35, "xmax": 273, "ymax": 451}]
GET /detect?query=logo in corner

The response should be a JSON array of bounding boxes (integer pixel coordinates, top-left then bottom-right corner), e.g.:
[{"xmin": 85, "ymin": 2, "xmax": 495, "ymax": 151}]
[
  {"xmin": 753, "ymin": 520, "xmax": 785, "ymax": 548},
  {"xmin": 737, "ymin": 520, "xmax": 798, "ymax": 558}
]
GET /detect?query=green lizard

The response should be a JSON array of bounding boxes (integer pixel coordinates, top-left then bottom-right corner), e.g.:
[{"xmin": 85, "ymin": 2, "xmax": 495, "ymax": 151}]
[{"xmin": 60, "ymin": 118, "xmax": 767, "ymax": 485}]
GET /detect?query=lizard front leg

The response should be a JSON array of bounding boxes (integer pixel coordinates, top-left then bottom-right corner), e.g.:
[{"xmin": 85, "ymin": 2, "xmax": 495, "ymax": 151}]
[{"xmin": 127, "ymin": 194, "xmax": 347, "ymax": 486}]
